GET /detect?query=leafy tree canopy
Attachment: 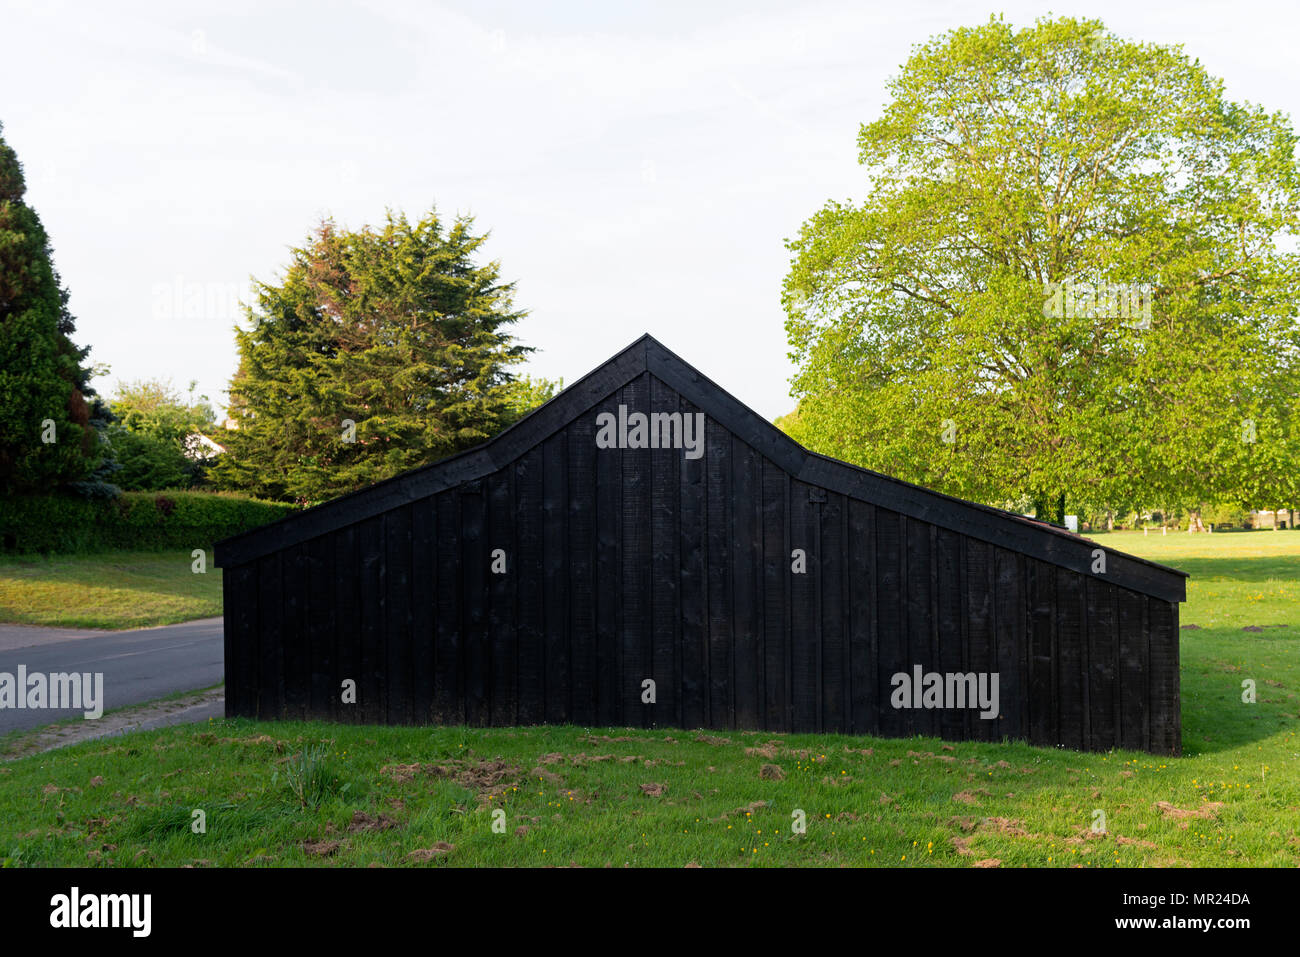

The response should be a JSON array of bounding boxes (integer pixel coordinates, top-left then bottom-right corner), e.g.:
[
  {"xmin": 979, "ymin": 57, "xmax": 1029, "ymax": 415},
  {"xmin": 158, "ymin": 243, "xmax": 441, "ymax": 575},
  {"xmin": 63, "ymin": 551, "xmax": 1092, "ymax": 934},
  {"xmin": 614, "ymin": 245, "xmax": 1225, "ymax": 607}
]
[
  {"xmin": 107, "ymin": 378, "xmax": 216, "ymax": 491},
  {"xmin": 783, "ymin": 15, "xmax": 1300, "ymax": 522}
]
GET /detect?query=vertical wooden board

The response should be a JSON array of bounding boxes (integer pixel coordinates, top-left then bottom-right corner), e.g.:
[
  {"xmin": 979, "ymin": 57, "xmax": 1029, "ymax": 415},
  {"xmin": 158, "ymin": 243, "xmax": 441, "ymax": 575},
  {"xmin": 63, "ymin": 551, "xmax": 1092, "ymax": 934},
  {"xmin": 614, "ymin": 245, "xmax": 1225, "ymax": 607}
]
[
  {"xmin": 434, "ymin": 492, "xmax": 463, "ymax": 725},
  {"xmin": 1118, "ymin": 588, "xmax": 1149, "ymax": 752},
  {"xmin": 411, "ymin": 497, "xmax": 436, "ymax": 724},
  {"xmin": 847, "ymin": 499, "xmax": 876, "ymax": 734},
  {"xmin": 761, "ymin": 458, "xmax": 788, "ymax": 730},
  {"xmin": 384, "ymin": 506, "xmax": 414, "ymax": 724},
  {"xmin": 568, "ymin": 415, "xmax": 598, "ymax": 726},
  {"xmin": 649, "ymin": 377, "xmax": 679, "ymax": 728},
  {"xmin": 820, "ymin": 492, "xmax": 846, "ymax": 733},
  {"xmin": 1147, "ymin": 599, "xmax": 1180, "ymax": 755},
  {"xmin": 487, "ymin": 471, "xmax": 517, "ymax": 726},
  {"xmin": 678, "ymin": 397, "xmax": 707, "ymax": 729},
  {"xmin": 705, "ymin": 423, "xmax": 732, "ymax": 728},
  {"xmin": 934, "ymin": 528, "xmax": 964, "ymax": 741},
  {"xmin": 594, "ymin": 397, "xmax": 622, "ymax": 727},
  {"xmin": 963, "ymin": 538, "xmax": 995, "ymax": 742},
  {"xmin": 1026, "ymin": 559, "xmax": 1055, "ymax": 747},
  {"xmin": 875, "ymin": 508, "xmax": 904, "ymax": 737},
  {"xmin": 221, "ymin": 571, "xmax": 236, "ymax": 716},
  {"xmin": 620, "ymin": 376, "xmax": 651, "ymax": 727},
  {"xmin": 731, "ymin": 439, "xmax": 762, "ymax": 729},
  {"xmin": 462, "ymin": 482, "xmax": 490, "ymax": 726},
  {"xmin": 515, "ymin": 449, "xmax": 546, "ymax": 724},
  {"xmin": 1086, "ymin": 577, "xmax": 1118, "ymax": 751},
  {"xmin": 357, "ymin": 515, "xmax": 386, "ymax": 725},
  {"xmin": 226, "ymin": 563, "xmax": 258, "ymax": 718},
  {"xmin": 991, "ymin": 546, "xmax": 1024, "ymax": 741},
  {"xmin": 541, "ymin": 432, "xmax": 569, "ymax": 724},
  {"xmin": 255, "ymin": 552, "xmax": 282, "ymax": 719},
  {"xmin": 904, "ymin": 517, "xmax": 933, "ymax": 738},
  {"xmin": 789, "ymin": 481, "xmax": 819, "ymax": 733},
  {"xmin": 1054, "ymin": 568, "xmax": 1085, "ymax": 750},
  {"xmin": 305, "ymin": 534, "xmax": 336, "ymax": 720},
  {"xmin": 334, "ymin": 527, "xmax": 361, "ymax": 724},
  {"xmin": 280, "ymin": 544, "xmax": 307, "ymax": 720}
]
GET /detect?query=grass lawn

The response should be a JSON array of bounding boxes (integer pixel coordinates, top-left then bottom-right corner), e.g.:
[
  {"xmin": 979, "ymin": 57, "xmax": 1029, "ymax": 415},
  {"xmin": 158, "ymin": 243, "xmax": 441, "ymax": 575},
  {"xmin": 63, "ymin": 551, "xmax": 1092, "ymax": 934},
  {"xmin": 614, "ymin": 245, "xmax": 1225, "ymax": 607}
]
[
  {"xmin": 0, "ymin": 531, "xmax": 1295, "ymax": 867},
  {"xmin": 0, "ymin": 550, "xmax": 222, "ymax": 630}
]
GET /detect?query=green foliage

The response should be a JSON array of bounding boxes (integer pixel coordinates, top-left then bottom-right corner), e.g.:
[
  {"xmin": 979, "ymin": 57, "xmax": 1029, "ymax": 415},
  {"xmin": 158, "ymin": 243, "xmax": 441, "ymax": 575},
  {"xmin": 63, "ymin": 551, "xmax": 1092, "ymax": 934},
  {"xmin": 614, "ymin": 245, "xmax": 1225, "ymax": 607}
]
[
  {"xmin": 275, "ymin": 745, "xmax": 354, "ymax": 809},
  {"xmin": 107, "ymin": 378, "xmax": 217, "ymax": 491},
  {"xmin": 500, "ymin": 374, "xmax": 562, "ymax": 422},
  {"xmin": 0, "ymin": 121, "xmax": 112, "ymax": 494},
  {"xmin": 213, "ymin": 208, "xmax": 545, "ymax": 502},
  {"xmin": 0, "ymin": 491, "xmax": 295, "ymax": 554},
  {"xmin": 111, "ymin": 378, "xmax": 215, "ymax": 442},
  {"xmin": 783, "ymin": 15, "xmax": 1300, "ymax": 520},
  {"xmin": 107, "ymin": 426, "xmax": 189, "ymax": 491},
  {"xmin": 773, "ymin": 406, "xmax": 810, "ymax": 445}
]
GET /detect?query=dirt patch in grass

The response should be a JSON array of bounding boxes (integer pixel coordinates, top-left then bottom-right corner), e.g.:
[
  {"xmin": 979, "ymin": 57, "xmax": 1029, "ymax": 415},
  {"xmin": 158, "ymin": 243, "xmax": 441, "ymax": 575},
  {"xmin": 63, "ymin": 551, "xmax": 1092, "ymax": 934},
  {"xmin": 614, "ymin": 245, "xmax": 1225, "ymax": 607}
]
[
  {"xmin": 302, "ymin": 839, "xmax": 341, "ymax": 857},
  {"xmin": 1154, "ymin": 800, "xmax": 1225, "ymax": 827},
  {"xmin": 570, "ymin": 753, "xmax": 616, "ymax": 765},
  {"xmin": 381, "ymin": 756, "xmax": 522, "ymax": 801},
  {"xmin": 759, "ymin": 764, "xmax": 785, "ymax": 780},
  {"xmin": 346, "ymin": 811, "xmax": 399, "ymax": 833},
  {"xmin": 639, "ymin": 782, "xmax": 666, "ymax": 796},
  {"xmin": 714, "ymin": 800, "xmax": 768, "ymax": 821},
  {"xmin": 1116, "ymin": 835, "xmax": 1158, "ymax": 849},
  {"xmin": 407, "ymin": 842, "xmax": 454, "ymax": 861},
  {"xmin": 980, "ymin": 817, "xmax": 1032, "ymax": 837}
]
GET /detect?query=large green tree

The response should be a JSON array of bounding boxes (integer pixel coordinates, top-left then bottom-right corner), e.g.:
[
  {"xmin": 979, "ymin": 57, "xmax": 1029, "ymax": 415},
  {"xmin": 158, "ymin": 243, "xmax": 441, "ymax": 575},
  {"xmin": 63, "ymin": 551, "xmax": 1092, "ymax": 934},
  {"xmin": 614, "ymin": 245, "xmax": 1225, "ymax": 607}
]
[
  {"xmin": 214, "ymin": 209, "xmax": 556, "ymax": 502},
  {"xmin": 0, "ymin": 121, "xmax": 112, "ymax": 495},
  {"xmin": 783, "ymin": 16, "xmax": 1300, "ymax": 523}
]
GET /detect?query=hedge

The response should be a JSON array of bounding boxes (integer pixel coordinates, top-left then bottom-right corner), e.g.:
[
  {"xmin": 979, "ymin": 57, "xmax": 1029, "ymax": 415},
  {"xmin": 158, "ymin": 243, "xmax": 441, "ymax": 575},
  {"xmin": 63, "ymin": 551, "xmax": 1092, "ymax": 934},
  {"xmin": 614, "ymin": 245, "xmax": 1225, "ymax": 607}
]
[{"xmin": 0, "ymin": 491, "xmax": 297, "ymax": 555}]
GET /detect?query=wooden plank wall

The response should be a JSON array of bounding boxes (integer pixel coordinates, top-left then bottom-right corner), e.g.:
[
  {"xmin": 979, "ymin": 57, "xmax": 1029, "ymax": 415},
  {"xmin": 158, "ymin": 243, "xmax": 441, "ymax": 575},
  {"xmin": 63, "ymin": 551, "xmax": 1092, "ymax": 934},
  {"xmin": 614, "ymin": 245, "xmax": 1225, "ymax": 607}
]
[{"xmin": 224, "ymin": 371, "xmax": 1180, "ymax": 755}]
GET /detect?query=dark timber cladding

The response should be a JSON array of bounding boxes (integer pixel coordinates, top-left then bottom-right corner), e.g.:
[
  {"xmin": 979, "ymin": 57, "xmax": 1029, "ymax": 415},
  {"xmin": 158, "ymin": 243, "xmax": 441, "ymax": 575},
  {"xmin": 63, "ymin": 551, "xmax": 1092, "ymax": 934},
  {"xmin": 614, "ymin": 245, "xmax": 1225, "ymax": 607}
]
[{"xmin": 216, "ymin": 334, "xmax": 1188, "ymax": 755}]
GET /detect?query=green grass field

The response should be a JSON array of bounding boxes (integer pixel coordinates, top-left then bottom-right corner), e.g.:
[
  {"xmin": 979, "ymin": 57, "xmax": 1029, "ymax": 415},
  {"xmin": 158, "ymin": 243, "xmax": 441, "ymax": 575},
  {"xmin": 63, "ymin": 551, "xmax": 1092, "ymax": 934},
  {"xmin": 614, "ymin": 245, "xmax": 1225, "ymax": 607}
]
[
  {"xmin": 0, "ymin": 550, "xmax": 222, "ymax": 630},
  {"xmin": 0, "ymin": 531, "xmax": 1295, "ymax": 867}
]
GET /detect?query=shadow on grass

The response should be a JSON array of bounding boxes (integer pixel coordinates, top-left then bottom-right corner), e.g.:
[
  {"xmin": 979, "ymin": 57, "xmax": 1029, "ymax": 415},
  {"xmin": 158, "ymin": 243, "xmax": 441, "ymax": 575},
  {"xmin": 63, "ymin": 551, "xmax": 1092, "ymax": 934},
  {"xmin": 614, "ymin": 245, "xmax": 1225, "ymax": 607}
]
[
  {"xmin": 1160, "ymin": 556, "xmax": 1300, "ymax": 582},
  {"xmin": 1178, "ymin": 627, "xmax": 1300, "ymax": 756}
]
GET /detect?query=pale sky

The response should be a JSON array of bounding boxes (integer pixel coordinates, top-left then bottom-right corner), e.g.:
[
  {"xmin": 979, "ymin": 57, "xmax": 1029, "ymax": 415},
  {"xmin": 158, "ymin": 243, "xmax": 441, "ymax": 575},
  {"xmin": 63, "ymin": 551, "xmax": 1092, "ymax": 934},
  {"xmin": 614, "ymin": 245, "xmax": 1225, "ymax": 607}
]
[{"xmin": 2, "ymin": 0, "xmax": 1296, "ymax": 421}]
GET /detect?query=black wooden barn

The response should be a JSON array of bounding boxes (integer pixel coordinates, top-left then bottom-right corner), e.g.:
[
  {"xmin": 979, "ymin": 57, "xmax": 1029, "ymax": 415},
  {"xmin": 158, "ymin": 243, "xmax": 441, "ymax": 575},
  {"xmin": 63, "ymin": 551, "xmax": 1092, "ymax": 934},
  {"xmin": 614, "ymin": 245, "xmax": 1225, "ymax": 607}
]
[{"xmin": 215, "ymin": 334, "xmax": 1187, "ymax": 754}]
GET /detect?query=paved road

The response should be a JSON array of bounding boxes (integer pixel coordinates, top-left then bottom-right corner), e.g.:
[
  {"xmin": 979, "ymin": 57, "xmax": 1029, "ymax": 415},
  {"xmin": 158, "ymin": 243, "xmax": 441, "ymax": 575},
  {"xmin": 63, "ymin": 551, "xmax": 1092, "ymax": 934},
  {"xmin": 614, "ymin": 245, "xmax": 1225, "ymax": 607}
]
[{"xmin": 0, "ymin": 618, "xmax": 224, "ymax": 735}]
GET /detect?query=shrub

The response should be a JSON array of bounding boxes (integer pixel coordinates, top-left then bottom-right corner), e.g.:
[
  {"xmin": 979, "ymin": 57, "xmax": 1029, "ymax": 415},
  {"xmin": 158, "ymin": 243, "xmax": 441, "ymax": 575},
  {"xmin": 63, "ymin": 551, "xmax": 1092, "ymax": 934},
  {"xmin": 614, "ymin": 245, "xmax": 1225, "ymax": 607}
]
[{"xmin": 0, "ymin": 490, "xmax": 296, "ymax": 554}]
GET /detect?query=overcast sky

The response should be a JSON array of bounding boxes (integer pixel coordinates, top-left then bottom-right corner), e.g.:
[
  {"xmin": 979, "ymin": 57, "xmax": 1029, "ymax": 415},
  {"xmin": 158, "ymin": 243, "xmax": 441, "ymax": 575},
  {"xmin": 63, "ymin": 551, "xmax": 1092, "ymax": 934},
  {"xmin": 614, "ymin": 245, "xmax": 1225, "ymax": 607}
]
[{"xmin": 3, "ymin": 0, "xmax": 1296, "ymax": 420}]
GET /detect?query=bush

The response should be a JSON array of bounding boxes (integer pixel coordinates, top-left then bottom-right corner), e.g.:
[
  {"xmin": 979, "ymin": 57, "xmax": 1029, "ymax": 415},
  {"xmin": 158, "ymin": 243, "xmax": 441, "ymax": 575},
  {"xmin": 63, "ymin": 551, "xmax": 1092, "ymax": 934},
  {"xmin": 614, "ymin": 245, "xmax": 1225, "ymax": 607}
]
[
  {"xmin": 108, "ymin": 425, "xmax": 190, "ymax": 491},
  {"xmin": 0, "ymin": 491, "xmax": 296, "ymax": 554}
]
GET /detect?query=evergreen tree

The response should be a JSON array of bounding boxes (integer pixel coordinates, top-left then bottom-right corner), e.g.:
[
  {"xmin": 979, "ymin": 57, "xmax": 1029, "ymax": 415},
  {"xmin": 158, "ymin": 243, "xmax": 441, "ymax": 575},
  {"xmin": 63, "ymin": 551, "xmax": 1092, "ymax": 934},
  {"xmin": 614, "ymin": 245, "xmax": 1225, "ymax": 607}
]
[
  {"xmin": 0, "ymin": 121, "xmax": 113, "ymax": 496},
  {"xmin": 214, "ymin": 209, "xmax": 554, "ymax": 502}
]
